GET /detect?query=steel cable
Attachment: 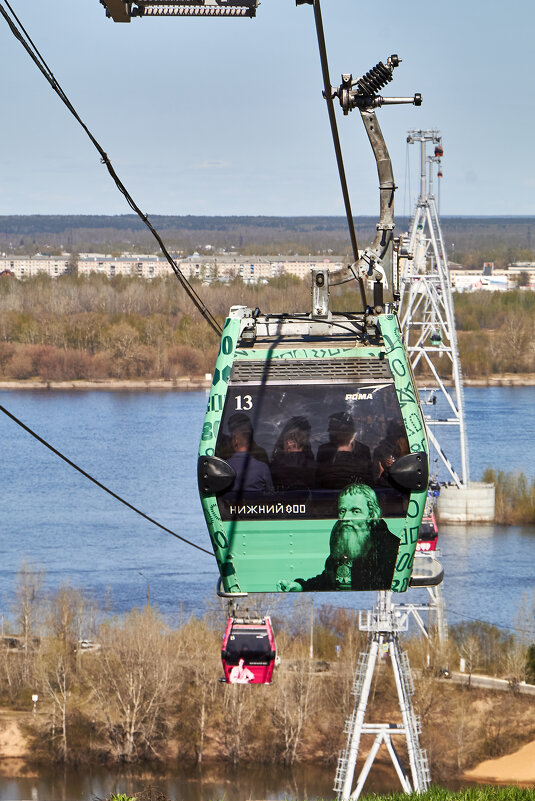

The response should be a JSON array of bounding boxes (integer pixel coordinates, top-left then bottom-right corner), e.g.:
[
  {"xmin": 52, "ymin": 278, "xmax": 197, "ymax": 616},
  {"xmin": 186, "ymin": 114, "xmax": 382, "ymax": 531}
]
[
  {"xmin": 0, "ymin": 403, "xmax": 214, "ymax": 557},
  {"xmin": 0, "ymin": 0, "xmax": 222, "ymax": 337},
  {"xmin": 310, "ymin": 0, "xmax": 367, "ymax": 309}
]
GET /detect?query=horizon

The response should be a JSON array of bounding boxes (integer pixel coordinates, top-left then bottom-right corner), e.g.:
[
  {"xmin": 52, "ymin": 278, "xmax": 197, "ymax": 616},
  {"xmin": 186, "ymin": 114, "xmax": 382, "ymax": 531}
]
[{"xmin": 1, "ymin": 212, "xmax": 534, "ymax": 220}]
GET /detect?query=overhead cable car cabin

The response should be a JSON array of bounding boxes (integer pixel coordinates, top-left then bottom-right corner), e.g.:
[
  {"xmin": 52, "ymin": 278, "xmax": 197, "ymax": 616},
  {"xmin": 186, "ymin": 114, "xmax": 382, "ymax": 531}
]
[
  {"xmin": 198, "ymin": 291, "xmax": 429, "ymax": 596},
  {"xmin": 221, "ymin": 616, "xmax": 276, "ymax": 684}
]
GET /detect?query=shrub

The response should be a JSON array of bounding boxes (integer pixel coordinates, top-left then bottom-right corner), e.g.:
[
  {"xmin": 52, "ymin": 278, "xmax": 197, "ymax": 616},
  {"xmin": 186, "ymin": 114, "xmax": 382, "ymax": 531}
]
[
  {"xmin": 483, "ymin": 468, "xmax": 535, "ymax": 524},
  {"xmin": 6, "ymin": 347, "xmax": 35, "ymax": 379},
  {"xmin": 166, "ymin": 345, "xmax": 205, "ymax": 377},
  {"xmin": 0, "ymin": 341, "xmax": 15, "ymax": 374}
]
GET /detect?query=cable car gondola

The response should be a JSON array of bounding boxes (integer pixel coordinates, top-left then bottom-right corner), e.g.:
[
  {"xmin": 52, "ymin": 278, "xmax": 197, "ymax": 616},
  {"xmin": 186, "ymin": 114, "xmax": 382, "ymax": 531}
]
[
  {"xmin": 199, "ymin": 300, "xmax": 428, "ymax": 595},
  {"xmin": 416, "ymin": 510, "xmax": 438, "ymax": 552},
  {"xmin": 221, "ymin": 615, "xmax": 276, "ymax": 684}
]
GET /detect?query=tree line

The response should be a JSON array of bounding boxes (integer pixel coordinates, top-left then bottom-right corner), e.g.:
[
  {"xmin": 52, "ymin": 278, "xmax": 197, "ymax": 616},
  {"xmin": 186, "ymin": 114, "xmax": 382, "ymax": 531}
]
[
  {"xmin": 2, "ymin": 564, "xmax": 535, "ymax": 779},
  {"xmin": 1, "ymin": 214, "xmax": 533, "ymax": 263},
  {"xmin": 0, "ymin": 275, "xmax": 534, "ymax": 383}
]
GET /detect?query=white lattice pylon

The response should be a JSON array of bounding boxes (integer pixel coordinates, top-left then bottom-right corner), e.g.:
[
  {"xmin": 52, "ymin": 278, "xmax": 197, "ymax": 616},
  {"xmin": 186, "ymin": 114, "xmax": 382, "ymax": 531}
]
[
  {"xmin": 400, "ymin": 130, "xmax": 469, "ymax": 487},
  {"xmin": 334, "ymin": 592, "xmax": 430, "ymax": 799}
]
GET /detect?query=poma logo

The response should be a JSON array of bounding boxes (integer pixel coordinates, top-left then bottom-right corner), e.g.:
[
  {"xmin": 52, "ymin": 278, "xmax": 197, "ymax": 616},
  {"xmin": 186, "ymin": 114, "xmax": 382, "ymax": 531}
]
[{"xmin": 345, "ymin": 393, "xmax": 373, "ymax": 400}]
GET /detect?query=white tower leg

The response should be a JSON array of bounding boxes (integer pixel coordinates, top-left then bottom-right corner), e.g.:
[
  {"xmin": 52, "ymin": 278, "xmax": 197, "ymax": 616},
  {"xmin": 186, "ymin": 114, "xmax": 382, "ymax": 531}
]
[
  {"xmin": 334, "ymin": 592, "xmax": 431, "ymax": 800},
  {"xmin": 400, "ymin": 129, "xmax": 469, "ymax": 488}
]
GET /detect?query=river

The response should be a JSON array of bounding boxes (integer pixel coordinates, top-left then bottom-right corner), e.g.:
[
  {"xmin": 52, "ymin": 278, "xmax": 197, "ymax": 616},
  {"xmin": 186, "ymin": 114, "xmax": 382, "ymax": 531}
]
[
  {"xmin": 0, "ymin": 387, "xmax": 534, "ymax": 800},
  {"xmin": 1, "ymin": 386, "xmax": 534, "ymax": 628}
]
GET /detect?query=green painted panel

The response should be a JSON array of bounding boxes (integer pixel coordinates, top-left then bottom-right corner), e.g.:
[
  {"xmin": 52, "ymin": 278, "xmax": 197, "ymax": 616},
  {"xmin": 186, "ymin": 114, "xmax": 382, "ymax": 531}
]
[{"xmin": 198, "ymin": 312, "xmax": 428, "ymax": 595}]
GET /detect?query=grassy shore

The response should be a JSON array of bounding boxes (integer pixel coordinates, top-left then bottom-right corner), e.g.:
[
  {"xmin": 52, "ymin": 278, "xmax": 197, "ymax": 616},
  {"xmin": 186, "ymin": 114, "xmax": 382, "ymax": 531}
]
[{"xmin": 359, "ymin": 792, "xmax": 535, "ymax": 800}]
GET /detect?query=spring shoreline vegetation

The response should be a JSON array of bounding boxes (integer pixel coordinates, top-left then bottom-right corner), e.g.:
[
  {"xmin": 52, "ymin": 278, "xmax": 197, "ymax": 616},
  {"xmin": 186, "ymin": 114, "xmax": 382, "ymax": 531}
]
[
  {"xmin": 0, "ymin": 276, "xmax": 534, "ymax": 383},
  {"xmin": 1, "ymin": 276, "xmax": 534, "ymax": 523},
  {"xmin": 2, "ymin": 565, "xmax": 535, "ymax": 777}
]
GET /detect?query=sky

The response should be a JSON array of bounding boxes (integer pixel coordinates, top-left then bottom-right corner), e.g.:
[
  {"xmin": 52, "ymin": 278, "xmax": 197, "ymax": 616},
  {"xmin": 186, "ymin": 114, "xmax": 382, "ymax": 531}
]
[{"xmin": 0, "ymin": 0, "xmax": 533, "ymax": 217}]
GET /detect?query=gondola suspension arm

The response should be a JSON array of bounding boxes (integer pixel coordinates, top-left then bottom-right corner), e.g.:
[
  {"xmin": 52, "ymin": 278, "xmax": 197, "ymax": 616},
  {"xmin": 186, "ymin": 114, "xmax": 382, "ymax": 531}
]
[
  {"xmin": 328, "ymin": 58, "xmax": 422, "ymax": 308},
  {"xmin": 332, "ymin": 58, "xmax": 422, "ymax": 302}
]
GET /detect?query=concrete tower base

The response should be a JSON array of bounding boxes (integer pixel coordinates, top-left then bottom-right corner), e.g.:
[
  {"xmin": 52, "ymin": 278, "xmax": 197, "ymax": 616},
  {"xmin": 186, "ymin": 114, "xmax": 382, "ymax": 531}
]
[{"xmin": 437, "ymin": 482, "xmax": 495, "ymax": 524}]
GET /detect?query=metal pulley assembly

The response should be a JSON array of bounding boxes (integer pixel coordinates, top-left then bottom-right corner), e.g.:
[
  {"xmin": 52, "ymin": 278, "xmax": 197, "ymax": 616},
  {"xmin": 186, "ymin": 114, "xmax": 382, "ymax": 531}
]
[{"xmin": 329, "ymin": 55, "xmax": 422, "ymax": 115}]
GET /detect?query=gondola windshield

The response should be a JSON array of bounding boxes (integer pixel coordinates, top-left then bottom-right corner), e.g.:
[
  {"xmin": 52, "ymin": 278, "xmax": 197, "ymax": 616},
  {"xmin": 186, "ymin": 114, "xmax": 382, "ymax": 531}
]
[
  {"xmin": 215, "ymin": 366, "xmax": 410, "ymax": 522},
  {"xmin": 224, "ymin": 628, "xmax": 274, "ymax": 665}
]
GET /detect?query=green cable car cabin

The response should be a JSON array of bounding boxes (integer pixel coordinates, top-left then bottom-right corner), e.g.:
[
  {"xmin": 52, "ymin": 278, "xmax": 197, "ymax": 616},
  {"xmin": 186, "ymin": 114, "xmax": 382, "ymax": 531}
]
[{"xmin": 198, "ymin": 287, "xmax": 428, "ymax": 596}]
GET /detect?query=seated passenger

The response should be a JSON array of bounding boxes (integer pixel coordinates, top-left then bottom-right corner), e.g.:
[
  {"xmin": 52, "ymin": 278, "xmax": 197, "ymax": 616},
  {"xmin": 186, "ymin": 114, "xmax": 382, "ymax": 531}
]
[
  {"xmin": 271, "ymin": 417, "xmax": 315, "ymax": 491},
  {"xmin": 316, "ymin": 413, "xmax": 372, "ymax": 489},
  {"xmin": 229, "ymin": 658, "xmax": 254, "ymax": 684},
  {"xmin": 373, "ymin": 420, "xmax": 410, "ymax": 485},
  {"xmin": 218, "ymin": 412, "xmax": 269, "ymax": 465},
  {"xmin": 227, "ymin": 423, "xmax": 273, "ymax": 494}
]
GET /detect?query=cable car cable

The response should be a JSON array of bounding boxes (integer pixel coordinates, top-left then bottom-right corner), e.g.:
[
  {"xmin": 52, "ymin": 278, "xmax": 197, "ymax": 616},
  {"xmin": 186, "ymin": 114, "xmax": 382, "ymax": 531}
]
[
  {"xmin": 329, "ymin": 276, "xmax": 358, "ymax": 286},
  {"xmin": 307, "ymin": 0, "xmax": 367, "ymax": 309},
  {"xmin": 263, "ymin": 313, "xmax": 365, "ymax": 337},
  {"xmin": 0, "ymin": 0, "xmax": 222, "ymax": 338},
  {"xmin": 445, "ymin": 606, "xmax": 532, "ymax": 637},
  {"xmin": 0, "ymin": 403, "xmax": 214, "ymax": 557}
]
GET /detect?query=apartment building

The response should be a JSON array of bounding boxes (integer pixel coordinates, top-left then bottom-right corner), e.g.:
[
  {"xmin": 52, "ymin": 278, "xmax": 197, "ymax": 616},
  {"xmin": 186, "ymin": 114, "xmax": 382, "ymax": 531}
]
[
  {"xmin": 0, "ymin": 252, "xmax": 346, "ymax": 283},
  {"xmin": 0, "ymin": 254, "xmax": 70, "ymax": 279},
  {"xmin": 77, "ymin": 254, "xmax": 344, "ymax": 282}
]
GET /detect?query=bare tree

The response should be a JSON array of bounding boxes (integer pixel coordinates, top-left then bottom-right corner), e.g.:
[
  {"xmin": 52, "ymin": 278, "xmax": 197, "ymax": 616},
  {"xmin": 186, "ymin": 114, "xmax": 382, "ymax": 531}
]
[
  {"xmin": 174, "ymin": 617, "xmax": 220, "ymax": 764},
  {"xmin": 220, "ymin": 680, "xmax": 266, "ymax": 765},
  {"xmin": 460, "ymin": 635, "xmax": 481, "ymax": 689},
  {"xmin": 271, "ymin": 641, "xmax": 317, "ymax": 766},
  {"xmin": 13, "ymin": 561, "xmax": 44, "ymax": 681},
  {"xmin": 36, "ymin": 644, "xmax": 71, "ymax": 762},
  {"xmin": 87, "ymin": 606, "xmax": 176, "ymax": 761},
  {"xmin": 0, "ymin": 640, "xmax": 25, "ymax": 704},
  {"xmin": 502, "ymin": 641, "xmax": 527, "ymax": 693}
]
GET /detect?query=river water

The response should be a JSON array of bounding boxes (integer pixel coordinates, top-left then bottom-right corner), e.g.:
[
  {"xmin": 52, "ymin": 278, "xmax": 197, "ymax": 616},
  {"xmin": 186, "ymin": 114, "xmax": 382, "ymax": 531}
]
[
  {"xmin": 1, "ymin": 386, "xmax": 534, "ymax": 627},
  {"xmin": 0, "ymin": 765, "xmax": 338, "ymax": 801},
  {"xmin": 0, "ymin": 386, "xmax": 534, "ymax": 800}
]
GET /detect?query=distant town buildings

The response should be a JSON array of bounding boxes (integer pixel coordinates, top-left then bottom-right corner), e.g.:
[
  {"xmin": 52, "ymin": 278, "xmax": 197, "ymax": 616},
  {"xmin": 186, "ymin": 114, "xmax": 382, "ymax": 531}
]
[
  {"xmin": 1, "ymin": 253, "xmax": 345, "ymax": 283},
  {"xmin": 77, "ymin": 253, "xmax": 347, "ymax": 282},
  {"xmin": 449, "ymin": 261, "xmax": 535, "ymax": 292},
  {"xmin": 1, "ymin": 252, "xmax": 534, "ymax": 291},
  {"xmin": 0, "ymin": 254, "xmax": 71, "ymax": 279}
]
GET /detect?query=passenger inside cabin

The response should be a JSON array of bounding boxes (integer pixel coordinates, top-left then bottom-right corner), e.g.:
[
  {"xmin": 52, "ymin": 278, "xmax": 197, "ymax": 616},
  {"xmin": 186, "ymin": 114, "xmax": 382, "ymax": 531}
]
[
  {"xmin": 271, "ymin": 416, "xmax": 315, "ymax": 491},
  {"xmin": 373, "ymin": 420, "xmax": 410, "ymax": 486},
  {"xmin": 227, "ymin": 420, "xmax": 273, "ymax": 494},
  {"xmin": 316, "ymin": 412, "xmax": 372, "ymax": 489},
  {"xmin": 218, "ymin": 411, "xmax": 269, "ymax": 465}
]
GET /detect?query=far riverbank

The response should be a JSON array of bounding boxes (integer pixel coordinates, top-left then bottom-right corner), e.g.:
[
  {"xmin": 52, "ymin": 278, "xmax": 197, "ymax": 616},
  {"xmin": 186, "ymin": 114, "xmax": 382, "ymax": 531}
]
[{"xmin": 1, "ymin": 373, "xmax": 535, "ymax": 390}]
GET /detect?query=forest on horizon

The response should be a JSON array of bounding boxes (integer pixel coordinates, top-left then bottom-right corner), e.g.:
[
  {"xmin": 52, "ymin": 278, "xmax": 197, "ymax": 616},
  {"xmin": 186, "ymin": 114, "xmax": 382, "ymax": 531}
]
[{"xmin": 0, "ymin": 214, "xmax": 534, "ymax": 269}]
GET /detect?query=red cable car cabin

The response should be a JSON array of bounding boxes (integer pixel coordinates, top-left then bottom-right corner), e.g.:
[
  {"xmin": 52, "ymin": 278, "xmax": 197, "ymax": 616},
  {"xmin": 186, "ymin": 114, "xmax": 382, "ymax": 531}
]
[
  {"xmin": 221, "ymin": 616, "xmax": 276, "ymax": 684},
  {"xmin": 416, "ymin": 510, "xmax": 438, "ymax": 552}
]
